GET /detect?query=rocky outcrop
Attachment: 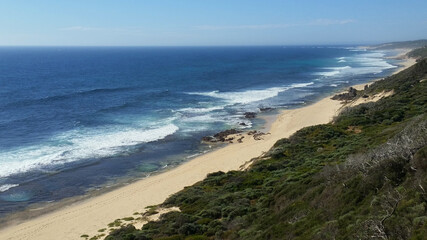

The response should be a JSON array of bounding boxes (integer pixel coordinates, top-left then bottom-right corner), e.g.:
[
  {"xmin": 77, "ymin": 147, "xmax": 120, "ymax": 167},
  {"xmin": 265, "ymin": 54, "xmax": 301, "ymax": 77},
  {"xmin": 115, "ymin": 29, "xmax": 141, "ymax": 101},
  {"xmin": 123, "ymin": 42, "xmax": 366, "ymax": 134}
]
[
  {"xmin": 244, "ymin": 112, "xmax": 257, "ymax": 119},
  {"xmin": 248, "ymin": 130, "xmax": 270, "ymax": 140},
  {"xmin": 259, "ymin": 107, "xmax": 273, "ymax": 112},
  {"xmin": 202, "ymin": 129, "xmax": 241, "ymax": 143},
  {"xmin": 331, "ymin": 87, "xmax": 359, "ymax": 101},
  {"xmin": 201, "ymin": 136, "xmax": 216, "ymax": 142}
]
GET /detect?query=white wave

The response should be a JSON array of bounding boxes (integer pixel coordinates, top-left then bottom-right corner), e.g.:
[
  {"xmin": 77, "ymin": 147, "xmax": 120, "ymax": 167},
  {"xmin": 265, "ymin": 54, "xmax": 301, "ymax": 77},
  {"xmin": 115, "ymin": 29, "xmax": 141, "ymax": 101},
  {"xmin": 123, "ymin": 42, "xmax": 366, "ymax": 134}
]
[
  {"xmin": 181, "ymin": 114, "xmax": 222, "ymax": 123},
  {"xmin": 0, "ymin": 124, "xmax": 179, "ymax": 178},
  {"xmin": 0, "ymin": 184, "xmax": 19, "ymax": 192},
  {"xmin": 337, "ymin": 57, "xmax": 347, "ymax": 62},
  {"xmin": 237, "ymin": 121, "xmax": 252, "ymax": 129},
  {"xmin": 352, "ymin": 56, "xmax": 396, "ymax": 69},
  {"xmin": 177, "ymin": 106, "xmax": 225, "ymax": 113},
  {"xmin": 226, "ymin": 115, "xmax": 254, "ymax": 128},
  {"xmin": 330, "ymin": 84, "xmax": 338, "ymax": 87},
  {"xmin": 325, "ymin": 66, "xmax": 352, "ymax": 70},
  {"xmin": 349, "ymin": 48, "xmax": 367, "ymax": 52},
  {"xmin": 356, "ymin": 52, "xmax": 385, "ymax": 58},
  {"xmin": 290, "ymin": 82, "xmax": 314, "ymax": 88},
  {"xmin": 188, "ymin": 88, "xmax": 287, "ymax": 104},
  {"xmin": 347, "ymin": 52, "xmax": 397, "ymax": 75},
  {"xmin": 187, "ymin": 82, "xmax": 314, "ymax": 105},
  {"xmin": 317, "ymin": 50, "xmax": 397, "ymax": 77},
  {"xmin": 315, "ymin": 66, "xmax": 352, "ymax": 77},
  {"xmin": 178, "ymin": 125, "xmax": 210, "ymax": 133}
]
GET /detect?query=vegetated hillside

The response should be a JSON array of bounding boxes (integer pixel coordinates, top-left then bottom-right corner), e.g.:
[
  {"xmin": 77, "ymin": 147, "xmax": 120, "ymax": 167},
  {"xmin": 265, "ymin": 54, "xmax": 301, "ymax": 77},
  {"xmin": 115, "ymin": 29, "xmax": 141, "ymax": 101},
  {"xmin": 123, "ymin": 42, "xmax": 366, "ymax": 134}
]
[
  {"xmin": 407, "ymin": 46, "xmax": 427, "ymax": 60},
  {"xmin": 106, "ymin": 60, "xmax": 427, "ymax": 240},
  {"xmin": 372, "ymin": 39, "xmax": 427, "ymax": 50}
]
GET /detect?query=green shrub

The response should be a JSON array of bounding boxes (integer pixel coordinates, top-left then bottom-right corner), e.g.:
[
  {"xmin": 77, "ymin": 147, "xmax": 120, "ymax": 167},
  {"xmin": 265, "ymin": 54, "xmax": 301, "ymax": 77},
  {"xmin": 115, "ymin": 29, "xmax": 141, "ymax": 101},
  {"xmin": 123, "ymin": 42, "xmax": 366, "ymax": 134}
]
[{"xmin": 105, "ymin": 59, "xmax": 427, "ymax": 240}]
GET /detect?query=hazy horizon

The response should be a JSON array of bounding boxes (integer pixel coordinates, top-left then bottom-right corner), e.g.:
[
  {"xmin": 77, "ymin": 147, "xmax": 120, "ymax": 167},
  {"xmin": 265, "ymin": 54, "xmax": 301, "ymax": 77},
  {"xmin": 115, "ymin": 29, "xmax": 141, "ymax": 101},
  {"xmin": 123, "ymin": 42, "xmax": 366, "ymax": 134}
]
[{"xmin": 0, "ymin": 41, "xmax": 424, "ymax": 47}]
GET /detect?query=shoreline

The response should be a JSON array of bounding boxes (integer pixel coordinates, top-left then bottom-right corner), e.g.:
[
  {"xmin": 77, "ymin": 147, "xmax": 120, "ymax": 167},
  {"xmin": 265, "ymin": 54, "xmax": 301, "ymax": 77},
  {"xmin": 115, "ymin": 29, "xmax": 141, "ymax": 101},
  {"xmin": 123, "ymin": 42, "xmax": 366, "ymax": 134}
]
[
  {"xmin": 351, "ymin": 50, "xmax": 416, "ymax": 91},
  {"xmin": 0, "ymin": 57, "xmax": 416, "ymax": 240}
]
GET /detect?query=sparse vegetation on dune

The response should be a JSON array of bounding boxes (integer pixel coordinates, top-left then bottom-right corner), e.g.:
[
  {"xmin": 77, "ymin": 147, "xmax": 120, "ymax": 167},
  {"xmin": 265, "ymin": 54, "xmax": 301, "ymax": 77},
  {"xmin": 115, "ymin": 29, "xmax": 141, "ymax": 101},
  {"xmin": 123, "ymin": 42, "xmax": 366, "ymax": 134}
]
[
  {"xmin": 105, "ymin": 59, "xmax": 427, "ymax": 240},
  {"xmin": 371, "ymin": 39, "xmax": 427, "ymax": 50},
  {"xmin": 407, "ymin": 46, "xmax": 427, "ymax": 60}
]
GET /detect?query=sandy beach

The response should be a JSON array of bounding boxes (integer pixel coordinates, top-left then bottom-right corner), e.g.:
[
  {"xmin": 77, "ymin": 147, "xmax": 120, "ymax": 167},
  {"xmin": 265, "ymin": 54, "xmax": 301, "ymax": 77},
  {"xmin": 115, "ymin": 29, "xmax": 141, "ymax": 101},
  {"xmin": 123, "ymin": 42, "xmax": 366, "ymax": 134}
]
[{"xmin": 0, "ymin": 57, "xmax": 416, "ymax": 240}]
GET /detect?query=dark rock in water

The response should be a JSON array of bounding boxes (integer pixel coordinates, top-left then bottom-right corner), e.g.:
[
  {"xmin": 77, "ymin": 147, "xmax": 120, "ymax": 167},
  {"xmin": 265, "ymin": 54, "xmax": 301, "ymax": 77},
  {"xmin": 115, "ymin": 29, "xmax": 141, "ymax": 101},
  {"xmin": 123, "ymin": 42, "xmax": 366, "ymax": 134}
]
[
  {"xmin": 225, "ymin": 137, "xmax": 235, "ymax": 142},
  {"xmin": 244, "ymin": 112, "xmax": 257, "ymax": 119},
  {"xmin": 201, "ymin": 136, "xmax": 217, "ymax": 143},
  {"xmin": 260, "ymin": 107, "xmax": 273, "ymax": 112},
  {"xmin": 214, "ymin": 129, "xmax": 240, "ymax": 140},
  {"xmin": 331, "ymin": 87, "xmax": 359, "ymax": 101},
  {"xmin": 247, "ymin": 130, "xmax": 257, "ymax": 135},
  {"xmin": 202, "ymin": 129, "xmax": 241, "ymax": 143},
  {"xmin": 239, "ymin": 122, "xmax": 247, "ymax": 126}
]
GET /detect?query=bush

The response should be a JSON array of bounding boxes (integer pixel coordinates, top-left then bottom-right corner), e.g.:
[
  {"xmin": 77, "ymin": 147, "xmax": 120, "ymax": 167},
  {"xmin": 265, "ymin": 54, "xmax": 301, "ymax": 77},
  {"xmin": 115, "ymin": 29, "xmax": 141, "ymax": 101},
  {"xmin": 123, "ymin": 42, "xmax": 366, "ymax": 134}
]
[{"xmin": 105, "ymin": 59, "xmax": 427, "ymax": 240}]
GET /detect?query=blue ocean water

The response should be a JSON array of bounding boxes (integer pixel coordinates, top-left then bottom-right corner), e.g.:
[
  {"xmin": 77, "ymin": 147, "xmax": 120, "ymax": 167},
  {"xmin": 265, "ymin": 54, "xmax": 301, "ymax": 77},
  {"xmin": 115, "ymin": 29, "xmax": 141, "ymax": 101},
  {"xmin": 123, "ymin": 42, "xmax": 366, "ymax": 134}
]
[{"xmin": 0, "ymin": 46, "xmax": 399, "ymax": 216}]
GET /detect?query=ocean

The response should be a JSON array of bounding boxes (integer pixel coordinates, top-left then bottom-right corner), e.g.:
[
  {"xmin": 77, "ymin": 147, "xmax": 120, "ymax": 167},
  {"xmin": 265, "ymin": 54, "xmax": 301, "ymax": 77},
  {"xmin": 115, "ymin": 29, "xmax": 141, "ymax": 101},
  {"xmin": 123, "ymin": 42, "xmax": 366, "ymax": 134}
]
[{"xmin": 0, "ymin": 46, "xmax": 400, "ymax": 217}]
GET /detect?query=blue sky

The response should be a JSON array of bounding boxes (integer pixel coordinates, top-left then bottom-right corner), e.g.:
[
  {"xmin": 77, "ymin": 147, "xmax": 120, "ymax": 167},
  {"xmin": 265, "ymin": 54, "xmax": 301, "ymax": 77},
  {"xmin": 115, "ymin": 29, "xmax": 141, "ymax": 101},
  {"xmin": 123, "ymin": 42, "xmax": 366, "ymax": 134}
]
[{"xmin": 1, "ymin": 0, "xmax": 427, "ymax": 46}]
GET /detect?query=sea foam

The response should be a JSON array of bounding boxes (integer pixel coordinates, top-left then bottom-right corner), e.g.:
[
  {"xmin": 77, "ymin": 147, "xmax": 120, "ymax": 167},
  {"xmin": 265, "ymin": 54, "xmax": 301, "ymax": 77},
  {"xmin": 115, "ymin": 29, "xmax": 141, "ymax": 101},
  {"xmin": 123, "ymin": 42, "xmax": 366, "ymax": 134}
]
[
  {"xmin": 187, "ymin": 82, "xmax": 314, "ymax": 105},
  {"xmin": 316, "ymin": 51, "xmax": 396, "ymax": 77},
  {"xmin": 0, "ymin": 124, "xmax": 179, "ymax": 178},
  {"xmin": 0, "ymin": 184, "xmax": 19, "ymax": 192},
  {"xmin": 176, "ymin": 106, "xmax": 225, "ymax": 114},
  {"xmin": 316, "ymin": 66, "xmax": 352, "ymax": 77},
  {"xmin": 337, "ymin": 57, "xmax": 346, "ymax": 63}
]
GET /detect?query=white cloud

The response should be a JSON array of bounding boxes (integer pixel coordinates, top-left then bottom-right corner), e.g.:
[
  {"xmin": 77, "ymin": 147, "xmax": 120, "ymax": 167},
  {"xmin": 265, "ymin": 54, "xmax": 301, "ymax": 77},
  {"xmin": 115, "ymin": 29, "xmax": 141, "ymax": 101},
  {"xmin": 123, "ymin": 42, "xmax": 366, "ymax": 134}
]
[
  {"xmin": 59, "ymin": 26, "xmax": 103, "ymax": 31},
  {"xmin": 308, "ymin": 19, "xmax": 355, "ymax": 26},
  {"xmin": 194, "ymin": 19, "xmax": 355, "ymax": 31},
  {"xmin": 195, "ymin": 24, "xmax": 295, "ymax": 30},
  {"xmin": 58, "ymin": 26, "xmax": 144, "ymax": 35}
]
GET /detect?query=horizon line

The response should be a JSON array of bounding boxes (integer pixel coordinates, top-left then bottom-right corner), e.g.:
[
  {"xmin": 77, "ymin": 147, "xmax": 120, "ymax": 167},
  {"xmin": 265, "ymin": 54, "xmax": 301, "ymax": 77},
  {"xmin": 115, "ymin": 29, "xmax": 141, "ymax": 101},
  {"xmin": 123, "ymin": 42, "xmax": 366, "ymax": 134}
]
[
  {"xmin": 1, "ymin": 39, "xmax": 426, "ymax": 48},
  {"xmin": 0, "ymin": 43, "xmax": 371, "ymax": 48}
]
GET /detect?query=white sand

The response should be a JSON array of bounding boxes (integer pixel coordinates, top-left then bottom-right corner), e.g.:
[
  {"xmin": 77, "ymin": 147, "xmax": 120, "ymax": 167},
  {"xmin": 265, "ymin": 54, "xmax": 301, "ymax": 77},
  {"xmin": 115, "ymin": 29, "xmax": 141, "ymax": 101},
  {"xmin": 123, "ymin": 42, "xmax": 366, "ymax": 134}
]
[
  {"xmin": 0, "ymin": 96, "xmax": 346, "ymax": 240},
  {"xmin": 0, "ymin": 57, "xmax": 416, "ymax": 240}
]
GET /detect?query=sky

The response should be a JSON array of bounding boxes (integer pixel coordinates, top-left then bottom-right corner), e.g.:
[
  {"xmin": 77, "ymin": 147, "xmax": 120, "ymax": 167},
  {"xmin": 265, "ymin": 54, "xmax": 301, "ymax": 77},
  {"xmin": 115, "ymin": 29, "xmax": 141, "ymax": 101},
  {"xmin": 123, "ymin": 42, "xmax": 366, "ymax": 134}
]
[{"xmin": 1, "ymin": 0, "xmax": 427, "ymax": 46}]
